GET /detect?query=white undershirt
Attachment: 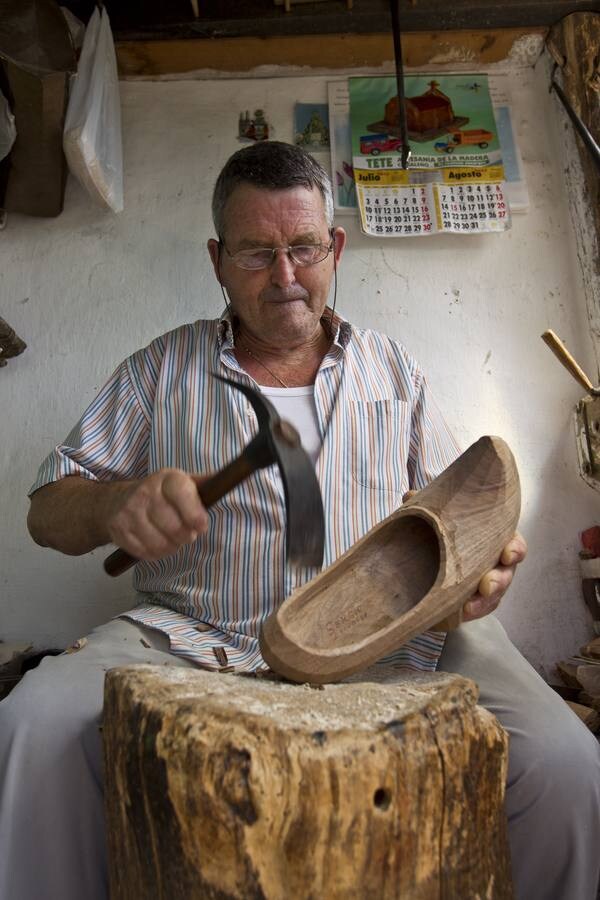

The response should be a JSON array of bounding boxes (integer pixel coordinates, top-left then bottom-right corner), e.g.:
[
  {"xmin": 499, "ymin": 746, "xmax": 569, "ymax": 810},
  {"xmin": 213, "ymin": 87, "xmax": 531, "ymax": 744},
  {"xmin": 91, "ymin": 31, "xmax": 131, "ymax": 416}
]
[{"xmin": 259, "ymin": 385, "xmax": 322, "ymax": 465}]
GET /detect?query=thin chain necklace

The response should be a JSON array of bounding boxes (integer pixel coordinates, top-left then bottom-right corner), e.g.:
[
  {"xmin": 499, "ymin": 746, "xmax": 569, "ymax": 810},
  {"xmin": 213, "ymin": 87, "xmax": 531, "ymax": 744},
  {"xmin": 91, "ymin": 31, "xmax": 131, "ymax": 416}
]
[{"xmin": 242, "ymin": 345, "xmax": 289, "ymax": 388}]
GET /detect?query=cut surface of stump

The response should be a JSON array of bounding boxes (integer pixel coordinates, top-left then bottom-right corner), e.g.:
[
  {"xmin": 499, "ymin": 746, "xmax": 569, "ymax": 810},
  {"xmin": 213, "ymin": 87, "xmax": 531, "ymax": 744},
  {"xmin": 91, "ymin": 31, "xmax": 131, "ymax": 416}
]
[{"xmin": 104, "ymin": 665, "xmax": 513, "ymax": 900}]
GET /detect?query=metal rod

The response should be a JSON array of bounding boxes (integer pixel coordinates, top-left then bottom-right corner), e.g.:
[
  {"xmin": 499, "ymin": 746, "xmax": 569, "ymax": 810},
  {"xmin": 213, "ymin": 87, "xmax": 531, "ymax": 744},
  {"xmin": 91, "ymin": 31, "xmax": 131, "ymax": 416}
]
[
  {"xmin": 550, "ymin": 66, "xmax": 600, "ymax": 175},
  {"xmin": 390, "ymin": 0, "xmax": 411, "ymax": 170}
]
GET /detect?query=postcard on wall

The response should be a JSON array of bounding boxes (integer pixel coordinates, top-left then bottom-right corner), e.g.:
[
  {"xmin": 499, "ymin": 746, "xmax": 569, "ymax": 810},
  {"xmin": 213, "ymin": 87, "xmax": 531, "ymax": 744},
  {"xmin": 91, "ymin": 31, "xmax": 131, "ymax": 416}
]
[
  {"xmin": 348, "ymin": 73, "xmax": 511, "ymax": 236},
  {"xmin": 294, "ymin": 103, "xmax": 330, "ymax": 152},
  {"xmin": 327, "ymin": 81, "xmax": 357, "ymax": 213},
  {"xmin": 488, "ymin": 75, "xmax": 529, "ymax": 213}
]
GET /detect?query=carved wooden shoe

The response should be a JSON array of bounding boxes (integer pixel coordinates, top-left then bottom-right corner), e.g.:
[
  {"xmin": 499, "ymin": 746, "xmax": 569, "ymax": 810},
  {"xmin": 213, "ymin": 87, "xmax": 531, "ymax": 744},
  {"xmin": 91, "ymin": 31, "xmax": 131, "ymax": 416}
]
[{"xmin": 260, "ymin": 436, "xmax": 521, "ymax": 684}]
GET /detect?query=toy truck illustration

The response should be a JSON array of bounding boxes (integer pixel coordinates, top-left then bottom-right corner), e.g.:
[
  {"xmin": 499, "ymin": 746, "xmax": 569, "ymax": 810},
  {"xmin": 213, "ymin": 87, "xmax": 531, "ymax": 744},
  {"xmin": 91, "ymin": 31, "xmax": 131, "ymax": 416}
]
[
  {"xmin": 360, "ymin": 134, "xmax": 403, "ymax": 155},
  {"xmin": 434, "ymin": 129, "xmax": 494, "ymax": 152}
]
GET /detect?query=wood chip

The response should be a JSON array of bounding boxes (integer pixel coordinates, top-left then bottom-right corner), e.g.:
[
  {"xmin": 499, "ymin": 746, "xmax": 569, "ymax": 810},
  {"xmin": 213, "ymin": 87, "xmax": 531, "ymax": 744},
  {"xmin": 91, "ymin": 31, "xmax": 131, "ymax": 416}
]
[
  {"xmin": 0, "ymin": 642, "xmax": 32, "ymax": 667},
  {"xmin": 139, "ymin": 638, "xmax": 151, "ymax": 648},
  {"xmin": 65, "ymin": 637, "xmax": 88, "ymax": 654},
  {"xmin": 212, "ymin": 646, "xmax": 228, "ymax": 666},
  {"xmin": 195, "ymin": 623, "xmax": 212, "ymax": 632},
  {"xmin": 238, "ymin": 668, "xmax": 278, "ymax": 681},
  {"xmin": 218, "ymin": 666, "xmax": 236, "ymax": 674},
  {"xmin": 576, "ymin": 665, "xmax": 600, "ymax": 698},
  {"xmin": 580, "ymin": 636, "xmax": 600, "ymax": 660},
  {"xmin": 556, "ymin": 661, "xmax": 582, "ymax": 689},
  {"xmin": 579, "ymin": 691, "xmax": 600, "ymax": 712},
  {"xmin": 570, "ymin": 654, "xmax": 600, "ymax": 665},
  {"xmin": 566, "ymin": 700, "xmax": 600, "ymax": 732}
]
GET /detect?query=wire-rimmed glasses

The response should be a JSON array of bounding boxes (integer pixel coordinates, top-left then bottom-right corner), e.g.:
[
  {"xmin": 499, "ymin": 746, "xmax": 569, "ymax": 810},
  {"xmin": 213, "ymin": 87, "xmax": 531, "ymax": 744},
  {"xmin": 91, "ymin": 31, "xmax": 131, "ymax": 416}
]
[{"xmin": 220, "ymin": 240, "xmax": 334, "ymax": 270}]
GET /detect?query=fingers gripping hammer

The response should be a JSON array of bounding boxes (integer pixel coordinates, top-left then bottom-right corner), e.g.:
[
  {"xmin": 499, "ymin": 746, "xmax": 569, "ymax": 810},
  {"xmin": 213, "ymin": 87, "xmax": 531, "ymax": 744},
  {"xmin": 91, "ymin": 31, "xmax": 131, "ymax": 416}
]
[{"xmin": 103, "ymin": 376, "xmax": 325, "ymax": 575}]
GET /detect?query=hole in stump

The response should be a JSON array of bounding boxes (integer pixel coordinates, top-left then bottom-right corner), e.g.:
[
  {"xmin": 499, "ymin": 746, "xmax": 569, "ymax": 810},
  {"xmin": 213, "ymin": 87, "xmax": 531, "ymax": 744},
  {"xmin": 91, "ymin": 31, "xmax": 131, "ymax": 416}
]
[{"xmin": 373, "ymin": 787, "xmax": 391, "ymax": 810}]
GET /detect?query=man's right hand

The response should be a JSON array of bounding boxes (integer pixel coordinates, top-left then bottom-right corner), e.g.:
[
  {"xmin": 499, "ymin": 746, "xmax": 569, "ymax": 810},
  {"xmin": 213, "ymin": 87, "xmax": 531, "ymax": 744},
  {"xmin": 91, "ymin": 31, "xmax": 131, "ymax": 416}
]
[
  {"xmin": 27, "ymin": 470, "xmax": 209, "ymax": 559},
  {"xmin": 106, "ymin": 469, "xmax": 209, "ymax": 562}
]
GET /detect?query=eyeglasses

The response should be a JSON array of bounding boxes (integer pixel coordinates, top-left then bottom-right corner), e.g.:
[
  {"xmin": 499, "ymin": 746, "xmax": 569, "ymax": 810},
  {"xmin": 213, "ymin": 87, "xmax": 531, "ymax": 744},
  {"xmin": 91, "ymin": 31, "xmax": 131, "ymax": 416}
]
[{"xmin": 220, "ymin": 240, "xmax": 334, "ymax": 271}]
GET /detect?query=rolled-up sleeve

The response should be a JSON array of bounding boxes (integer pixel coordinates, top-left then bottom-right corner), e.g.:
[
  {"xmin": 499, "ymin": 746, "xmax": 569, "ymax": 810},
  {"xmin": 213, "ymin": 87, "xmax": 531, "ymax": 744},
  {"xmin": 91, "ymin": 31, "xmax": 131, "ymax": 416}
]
[{"xmin": 29, "ymin": 355, "xmax": 152, "ymax": 495}]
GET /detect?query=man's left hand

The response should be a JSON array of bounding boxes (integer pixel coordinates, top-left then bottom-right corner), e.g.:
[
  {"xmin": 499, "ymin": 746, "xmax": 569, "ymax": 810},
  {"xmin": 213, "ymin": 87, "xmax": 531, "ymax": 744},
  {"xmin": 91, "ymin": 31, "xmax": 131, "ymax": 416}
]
[{"xmin": 462, "ymin": 532, "xmax": 527, "ymax": 622}]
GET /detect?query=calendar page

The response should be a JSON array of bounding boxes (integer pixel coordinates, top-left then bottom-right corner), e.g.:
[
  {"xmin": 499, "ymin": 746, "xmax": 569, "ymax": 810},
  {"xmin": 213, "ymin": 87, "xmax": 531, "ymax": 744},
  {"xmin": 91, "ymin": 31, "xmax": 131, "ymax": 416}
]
[
  {"xmin": 355, "ymin": 172, "xmax": 509, "ymax": 236},
  {"xmin": 435, "ymin": 180, "xmax": 509, "ymax": 233},
  {"xmin": 355, "ymin": 181, "xmax": 437, "ymax": 236},
  {"xmin": 349, "ymin": 74, "xmax": 511, "ymax": 237}
]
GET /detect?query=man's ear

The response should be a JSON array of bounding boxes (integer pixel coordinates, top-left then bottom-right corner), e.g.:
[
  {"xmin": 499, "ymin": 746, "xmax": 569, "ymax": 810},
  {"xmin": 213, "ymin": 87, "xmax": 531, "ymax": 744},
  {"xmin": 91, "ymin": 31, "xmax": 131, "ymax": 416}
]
[
  {"xmin": 332, "ymin": 226, "xmax": 346, "ymax": 265},
  {"xmin": 207, "ymin": 239, "xmax": 222, "ymax": 283}
]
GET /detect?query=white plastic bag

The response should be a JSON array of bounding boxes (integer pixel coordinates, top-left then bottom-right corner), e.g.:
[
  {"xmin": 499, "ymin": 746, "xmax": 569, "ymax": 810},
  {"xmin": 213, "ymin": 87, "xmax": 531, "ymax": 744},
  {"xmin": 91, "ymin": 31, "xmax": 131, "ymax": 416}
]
[
  {"xmin": 0, "ymin": 89, "xmax": 16, "ymax": 162},
  {"xmin": 63, "ymin": 8, "xmax": 123, "ymax": 212}
]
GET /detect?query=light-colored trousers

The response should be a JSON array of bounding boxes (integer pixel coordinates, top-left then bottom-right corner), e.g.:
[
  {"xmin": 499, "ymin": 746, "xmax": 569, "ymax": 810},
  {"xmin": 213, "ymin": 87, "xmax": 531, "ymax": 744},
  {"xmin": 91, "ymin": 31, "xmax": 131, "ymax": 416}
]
[{"xmin": 0, "ymin": 615, "xmax": 599, "ymax": 900}]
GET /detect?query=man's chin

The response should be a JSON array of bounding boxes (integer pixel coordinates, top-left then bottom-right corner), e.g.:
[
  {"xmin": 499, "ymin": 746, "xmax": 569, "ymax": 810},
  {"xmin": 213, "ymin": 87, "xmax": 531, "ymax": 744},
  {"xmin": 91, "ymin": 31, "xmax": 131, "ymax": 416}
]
[{"xmin": 264, "ymin": 303, "xmax": 324, "ymax": 341}]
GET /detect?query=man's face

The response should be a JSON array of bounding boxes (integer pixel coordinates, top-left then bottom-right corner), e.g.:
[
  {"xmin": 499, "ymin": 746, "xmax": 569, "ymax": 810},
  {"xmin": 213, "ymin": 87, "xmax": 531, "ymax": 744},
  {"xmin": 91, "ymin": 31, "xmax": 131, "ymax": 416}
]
[{"xmin": 208, "ymin": 184, "xmax": 346, "ymax": 348}]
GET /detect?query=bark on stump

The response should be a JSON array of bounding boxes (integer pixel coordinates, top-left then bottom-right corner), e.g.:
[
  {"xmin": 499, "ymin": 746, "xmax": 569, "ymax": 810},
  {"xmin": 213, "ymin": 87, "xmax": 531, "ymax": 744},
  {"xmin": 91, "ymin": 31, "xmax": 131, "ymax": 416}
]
[{"xmin": 103, "ymin": 665, "xmax": 513, "ymax": 900}]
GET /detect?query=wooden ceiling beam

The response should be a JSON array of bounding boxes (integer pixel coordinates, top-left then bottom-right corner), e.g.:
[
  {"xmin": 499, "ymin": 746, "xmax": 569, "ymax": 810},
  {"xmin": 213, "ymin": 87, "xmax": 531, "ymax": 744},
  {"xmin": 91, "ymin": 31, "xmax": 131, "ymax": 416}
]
[{"xmin": 116, "ymin": 27, "xmax": 547, "ymax": 77}]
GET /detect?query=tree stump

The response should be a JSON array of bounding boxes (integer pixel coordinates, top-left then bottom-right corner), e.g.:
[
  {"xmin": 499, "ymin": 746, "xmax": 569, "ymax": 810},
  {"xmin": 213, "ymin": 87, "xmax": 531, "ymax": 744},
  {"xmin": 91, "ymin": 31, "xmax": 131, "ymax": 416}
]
[{"xmin": 103, "ymin": 665, "xmax": 513, "ymax": 900}]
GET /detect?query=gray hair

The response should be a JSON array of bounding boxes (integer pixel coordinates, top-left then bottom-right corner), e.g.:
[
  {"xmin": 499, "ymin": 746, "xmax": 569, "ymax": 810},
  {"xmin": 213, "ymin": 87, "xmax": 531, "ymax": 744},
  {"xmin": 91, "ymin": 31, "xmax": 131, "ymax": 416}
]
[{"xmin": 212, "ymin": 141, "xmax": 334, "ymax": 237}]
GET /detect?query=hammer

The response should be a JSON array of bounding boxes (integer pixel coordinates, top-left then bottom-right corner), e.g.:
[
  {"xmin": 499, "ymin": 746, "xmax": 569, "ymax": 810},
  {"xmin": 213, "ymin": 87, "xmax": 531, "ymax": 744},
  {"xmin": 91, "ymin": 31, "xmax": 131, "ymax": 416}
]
[{"xmin": 103, "ymin": 375, "xmax": 325, "ymax": 576}]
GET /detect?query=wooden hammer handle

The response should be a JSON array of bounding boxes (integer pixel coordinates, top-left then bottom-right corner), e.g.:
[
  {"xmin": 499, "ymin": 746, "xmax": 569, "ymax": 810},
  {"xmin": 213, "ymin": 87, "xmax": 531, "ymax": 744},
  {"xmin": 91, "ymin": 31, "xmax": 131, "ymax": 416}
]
[
  {"xmin": 541, "ymin": 329, "xmax": 596, "ymax": 394},
  {"xmin": 104, "ymin": 453, "xmax": 259, "ymax": 577}
]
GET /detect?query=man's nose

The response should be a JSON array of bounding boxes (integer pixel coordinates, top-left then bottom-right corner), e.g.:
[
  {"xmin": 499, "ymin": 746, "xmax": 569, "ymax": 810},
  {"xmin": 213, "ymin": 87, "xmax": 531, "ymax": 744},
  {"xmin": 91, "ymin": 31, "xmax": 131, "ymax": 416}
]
[{"xmin": 270, "ymin": 248, "xmax": 296, "ymax": 286}]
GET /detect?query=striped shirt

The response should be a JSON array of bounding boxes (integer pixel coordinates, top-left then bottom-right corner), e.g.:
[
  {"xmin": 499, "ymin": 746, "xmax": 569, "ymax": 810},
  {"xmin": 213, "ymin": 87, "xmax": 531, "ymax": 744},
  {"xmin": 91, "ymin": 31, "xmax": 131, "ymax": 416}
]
[{"xmin": 30, "ymin": 310, "xmax": 460, "ymax": 673}]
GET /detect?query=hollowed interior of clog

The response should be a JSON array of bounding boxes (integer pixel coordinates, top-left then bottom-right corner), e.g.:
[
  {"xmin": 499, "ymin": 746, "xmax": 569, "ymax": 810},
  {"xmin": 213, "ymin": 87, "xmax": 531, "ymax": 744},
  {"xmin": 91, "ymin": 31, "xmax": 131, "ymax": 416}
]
[{"xmin": 283, "ymin": 515, "xmax": 441, "ymax": 650}]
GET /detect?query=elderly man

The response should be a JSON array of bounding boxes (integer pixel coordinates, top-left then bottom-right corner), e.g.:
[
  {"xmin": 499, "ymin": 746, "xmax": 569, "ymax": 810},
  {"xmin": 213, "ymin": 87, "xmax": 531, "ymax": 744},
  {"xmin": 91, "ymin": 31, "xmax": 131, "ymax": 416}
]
[{"xmin": 1, "ymin": 141, "xmax": 598, "ymax": 900}]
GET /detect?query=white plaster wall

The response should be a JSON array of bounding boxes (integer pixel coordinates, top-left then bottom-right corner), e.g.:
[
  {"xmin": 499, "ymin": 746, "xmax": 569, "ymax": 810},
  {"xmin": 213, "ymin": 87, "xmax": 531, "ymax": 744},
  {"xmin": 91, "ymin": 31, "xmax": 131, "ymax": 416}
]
[{"xmin": 1, "ymin": 62, "xmax": 597, "ymax": 679}]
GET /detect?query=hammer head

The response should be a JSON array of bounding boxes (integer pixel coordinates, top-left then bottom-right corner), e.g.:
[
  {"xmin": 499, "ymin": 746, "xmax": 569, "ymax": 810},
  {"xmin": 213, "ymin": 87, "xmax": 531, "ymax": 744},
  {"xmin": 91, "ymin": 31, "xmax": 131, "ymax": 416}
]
[{"xmin": 217, "ymin": 375, "xmax": 325, "ymax": 567}]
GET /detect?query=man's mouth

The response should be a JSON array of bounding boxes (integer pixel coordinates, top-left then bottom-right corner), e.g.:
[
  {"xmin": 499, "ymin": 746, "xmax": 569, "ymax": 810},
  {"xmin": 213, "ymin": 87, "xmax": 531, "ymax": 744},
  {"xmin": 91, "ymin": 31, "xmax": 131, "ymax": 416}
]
[
  {"xmin": 263, "ymin": 289, "xmax": 309, "ymax": 305},
  {"xmin": 268, "ymin": 297, "xmax": 303, "ymax": 304}
]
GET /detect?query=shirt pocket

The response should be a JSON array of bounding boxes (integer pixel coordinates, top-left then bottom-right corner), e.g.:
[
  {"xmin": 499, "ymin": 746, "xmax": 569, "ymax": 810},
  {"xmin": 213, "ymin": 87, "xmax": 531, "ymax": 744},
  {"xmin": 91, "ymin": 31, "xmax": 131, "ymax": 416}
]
[{"xmin": 348, "ymin": 399, "xmax": 411, "ymax": 493}]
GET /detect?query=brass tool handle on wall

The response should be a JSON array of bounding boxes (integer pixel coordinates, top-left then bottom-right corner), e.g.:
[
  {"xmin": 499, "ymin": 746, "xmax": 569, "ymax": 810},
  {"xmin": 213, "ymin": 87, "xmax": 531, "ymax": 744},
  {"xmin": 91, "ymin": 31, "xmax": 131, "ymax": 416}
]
[{"xmin": 541, "ymin": 329, "xmax": 599, "ymax": 395}]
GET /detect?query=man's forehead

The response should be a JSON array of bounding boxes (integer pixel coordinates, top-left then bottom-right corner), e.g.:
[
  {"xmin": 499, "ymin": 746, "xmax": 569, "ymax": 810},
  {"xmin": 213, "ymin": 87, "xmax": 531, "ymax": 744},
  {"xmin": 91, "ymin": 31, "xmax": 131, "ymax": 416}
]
[{"xmin": 222, "ymin": 183, "xmax": 328, "ymax": 237}]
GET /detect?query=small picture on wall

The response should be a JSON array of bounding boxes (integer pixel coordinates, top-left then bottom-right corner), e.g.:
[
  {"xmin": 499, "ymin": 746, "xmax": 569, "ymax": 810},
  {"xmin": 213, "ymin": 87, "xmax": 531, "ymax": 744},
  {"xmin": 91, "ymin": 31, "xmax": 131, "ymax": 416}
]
[
  {"xmin": 294, "ymin": 103, "xmax": 330, "ymax": 151},
  {"xmin": 238, "ymin": 109, "xmax": 271, "ymax": 142}
]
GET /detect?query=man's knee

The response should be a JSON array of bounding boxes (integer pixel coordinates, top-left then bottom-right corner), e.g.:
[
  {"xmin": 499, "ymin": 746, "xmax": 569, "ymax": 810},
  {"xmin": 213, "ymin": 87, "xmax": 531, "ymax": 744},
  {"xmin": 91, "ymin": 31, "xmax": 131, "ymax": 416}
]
[
  {"xmin": 0, "ymin": 654, "xmax": 105, "ymax": 777},
  {"xmin": 506, "ymin": 696, "xmax": 600, "ymax": 820}
]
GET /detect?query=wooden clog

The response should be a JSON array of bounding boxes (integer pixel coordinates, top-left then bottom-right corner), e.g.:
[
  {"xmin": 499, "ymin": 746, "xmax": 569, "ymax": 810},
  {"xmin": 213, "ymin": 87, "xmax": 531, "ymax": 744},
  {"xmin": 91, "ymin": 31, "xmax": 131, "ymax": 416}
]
[{"xmin": 260, "ymin": 436, "xmax": 521, "ymax": 683}]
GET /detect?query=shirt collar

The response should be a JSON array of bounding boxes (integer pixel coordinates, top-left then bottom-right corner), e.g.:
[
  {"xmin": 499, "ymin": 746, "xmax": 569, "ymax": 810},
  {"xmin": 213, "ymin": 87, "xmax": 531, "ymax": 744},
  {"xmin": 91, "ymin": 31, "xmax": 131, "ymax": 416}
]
[{"xmin": 217, "ymin": 307, "xmax": 352, "ymax": 352}]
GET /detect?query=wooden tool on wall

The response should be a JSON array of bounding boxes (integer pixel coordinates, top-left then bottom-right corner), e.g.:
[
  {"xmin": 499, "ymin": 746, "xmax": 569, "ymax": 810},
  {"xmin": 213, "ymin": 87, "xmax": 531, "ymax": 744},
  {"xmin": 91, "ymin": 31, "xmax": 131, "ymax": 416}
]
[
  {"xmin": 542, "ymin": 328, "xmax": 600, "ymax": 492},
  {"xmin": 0, "ymin": 0, "xmax": 76, "ymax": 218},
  {"xmin": 260, "ymin": 435, "xmax": 520, "ymax": 684},
  {"xmin": 0, "ymin": 317, "xmax": 26, "ymax": 367}
]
